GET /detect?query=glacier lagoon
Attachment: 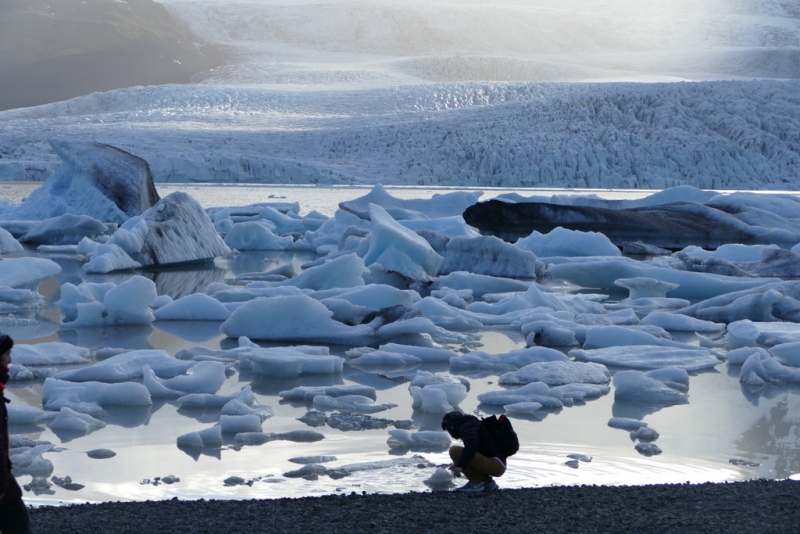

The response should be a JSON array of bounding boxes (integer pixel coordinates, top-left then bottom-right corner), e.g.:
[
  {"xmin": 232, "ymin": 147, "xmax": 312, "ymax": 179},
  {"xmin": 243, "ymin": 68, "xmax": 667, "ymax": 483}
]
[
  {"xmin": 2, "ymin": 0, "xmax": 800, "ymax": 508},
  {"xmin": 2, "ymin": 183, "xmax": 799, "ymax": 506}
]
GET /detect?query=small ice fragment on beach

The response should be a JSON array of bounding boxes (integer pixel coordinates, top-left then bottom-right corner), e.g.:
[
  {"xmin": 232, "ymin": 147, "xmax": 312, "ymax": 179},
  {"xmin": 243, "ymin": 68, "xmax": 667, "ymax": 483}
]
[
  {"xmin": 423, "ymin": 468, "xmax": 455, "ymax": 491},
  {"xmin": 565, "ymin": 460, "xmax": 580, "ymax": 469},
  {"xmin": 283, "ymin": 464, "xmax": 328, "ymax": 480},
  {"xmin": 635, "ymin": 443, "xmax": 662, "ymax": 456},
  {"xmin": 86, "ymin": 449, "xmax": 116, "ymax": 459}
]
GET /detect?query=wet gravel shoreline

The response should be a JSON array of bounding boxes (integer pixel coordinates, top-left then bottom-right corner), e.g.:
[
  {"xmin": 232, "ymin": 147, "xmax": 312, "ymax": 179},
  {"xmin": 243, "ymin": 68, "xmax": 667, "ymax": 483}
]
[{"xmin": 29, "ymin": 479, "xmax": 800, "ymax": 533}]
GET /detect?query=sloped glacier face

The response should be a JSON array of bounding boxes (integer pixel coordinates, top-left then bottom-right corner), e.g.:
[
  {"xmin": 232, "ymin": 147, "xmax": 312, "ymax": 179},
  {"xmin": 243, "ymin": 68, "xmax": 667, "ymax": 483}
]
[{"xmin": 2, "ymin": 80, "xmax": 800, "ymax": 190}]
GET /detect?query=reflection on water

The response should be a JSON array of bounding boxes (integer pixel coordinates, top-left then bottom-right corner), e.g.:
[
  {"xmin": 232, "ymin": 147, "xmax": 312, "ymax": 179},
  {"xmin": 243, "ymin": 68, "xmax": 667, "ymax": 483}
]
[
  {"xmin": 736, "ymin": 395, "xmax": 800, "ymax": 479},
  {"xmin": 154, "ymin": 321, "xmax": 226, "ymax": 343},
  {"xmin": 4, "ymin": 185, "xmax": 800, "ymax": 504},
  {"xmin": 144, "ymin": 266, "xmax": 228, "ymax": 300},
  {"xmin": 58, "ymin": 326, "xmax": 157, "ymax": 352}
]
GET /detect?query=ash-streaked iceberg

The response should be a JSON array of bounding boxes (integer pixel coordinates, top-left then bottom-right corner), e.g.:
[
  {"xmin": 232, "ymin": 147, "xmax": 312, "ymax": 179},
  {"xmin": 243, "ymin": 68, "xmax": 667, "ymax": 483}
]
[{"xmin": 1, "ymin": 140, "xmax": 160, "ymax": 223}]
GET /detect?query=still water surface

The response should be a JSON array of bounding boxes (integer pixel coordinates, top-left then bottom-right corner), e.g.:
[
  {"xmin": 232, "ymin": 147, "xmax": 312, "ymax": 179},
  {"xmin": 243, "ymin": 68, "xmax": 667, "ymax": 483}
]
[{"xmin": 1, "ymin": 183, "xmax": 798, "ymax": 505}]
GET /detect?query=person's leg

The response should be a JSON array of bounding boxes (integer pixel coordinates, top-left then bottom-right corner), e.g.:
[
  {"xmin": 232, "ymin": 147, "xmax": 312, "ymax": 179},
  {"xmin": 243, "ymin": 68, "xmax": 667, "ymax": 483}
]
[
  {"xmin": 449, "ymin": 445, "xmax": 479, "ymax": 481},
  {"xmin": 0, "ymin": 498, "xmax": 32, "ymax": 534},
  {"xmin": 462, "ymin": 452, "xmax": 505, "ymax": 483},
  {"xmin": 448, "ymin": 446, "xmax": 506, "ymax": 484}
]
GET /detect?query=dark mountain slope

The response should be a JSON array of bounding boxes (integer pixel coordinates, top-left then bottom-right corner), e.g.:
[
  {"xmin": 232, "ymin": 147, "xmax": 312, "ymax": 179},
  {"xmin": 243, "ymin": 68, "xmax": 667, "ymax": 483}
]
[{"xmin": 0, "ymin": 0, "xmax": 228, "ymax": 111}]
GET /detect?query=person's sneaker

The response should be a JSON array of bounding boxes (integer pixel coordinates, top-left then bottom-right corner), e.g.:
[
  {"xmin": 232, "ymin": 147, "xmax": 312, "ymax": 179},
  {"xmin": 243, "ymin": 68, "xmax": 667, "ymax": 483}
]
[
  {"xmin": 455, "ymin": 481, "xmax": 486, "ymax": 493},
  {"xmin": 484, "ymin": 480, "xmax": 499, "ymax": 492}
]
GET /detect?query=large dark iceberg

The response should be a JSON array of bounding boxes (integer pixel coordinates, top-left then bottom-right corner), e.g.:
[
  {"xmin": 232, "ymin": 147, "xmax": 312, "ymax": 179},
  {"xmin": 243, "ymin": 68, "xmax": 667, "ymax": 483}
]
[{"xmin": 463, "ymin": 199, "xmax": 800, "ymax": 251}]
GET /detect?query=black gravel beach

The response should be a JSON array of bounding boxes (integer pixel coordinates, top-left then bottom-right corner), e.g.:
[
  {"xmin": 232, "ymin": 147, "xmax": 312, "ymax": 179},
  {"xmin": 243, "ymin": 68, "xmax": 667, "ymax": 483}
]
[{"xmin": 29, "ymin": 479, "xmax": 800, "ymax": 533}]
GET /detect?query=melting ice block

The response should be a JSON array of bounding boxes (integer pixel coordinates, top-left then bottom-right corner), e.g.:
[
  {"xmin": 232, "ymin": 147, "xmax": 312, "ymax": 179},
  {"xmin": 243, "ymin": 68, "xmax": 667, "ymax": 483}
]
[
  {"xmin": 639, "ymin": 312, "xmax": 724, "ymax": 333},
  {"xmin": 177, "ymin": 425, "xmax": 223, "ymax": 450},
  {"xmin": 49, "ymin": 407, "xmax": 106, "ymax": 436},
  {"xmin": 42, "ymin": 378, "xmax": 152, "ymax": 414},
  {"xmin": 339, "ymin": 184, "xmax": 481, "ymax": 219},
  {"xmin": 438, "ymin": 235, "xmax": 539, "ymax": 279},
  {"xmin": 549, "ymin": 259, "xmax": 777, "ymax": 300},
  {"xmin": 146, "ymin": 361, "xmax": 227, "ymax": 395},
  {"xmin": 152, "ymin": 293, "xmax": 232, "ymax": 321},
  {"xmin": 571, "ymin": 345, "xmax": 722, "ymax": 372},
  {"xmin": 109, "ymin": 191, "xmax": 231, "ymax": 267},
  {"xmin": 55, "ymin": 349, "xmax": 192, "ymax": 382},
  {"xmin": 498, "ymin": 361, "xmax": 611, "ymax": 386},
  {"xmin": 516, "ymin": 227, "xmax": 621, "ymax": 258},
  {"xmin": 237, "ymin": 343, "xmax": 346, "ymax": 376},
  {"xmin": 12, "ymin": 342, "xmax": 89, "ymax": 366},
  {"xmin": 0, "ymin": 226, "xmax": 23, "ymax": 254},
  {"xmin": 224, "ymin": 221, "xmax": 295, "ymax": 251},
  {"xmin": 82, "ymin": 243, "xmax": 142, "ymax": 274},
  {"xmin": 20, "ymin": 214, "xmax": 111, "ymax": 246},
  {"xmin": 312, "ymin": 394, "xmax": 394, "ymax": 414},
  {"xmin": 363, "ymin": 203, "xmax": 443, "ymax": 282},
  {"xmin": 431, "ymin": 271, "xmax": 531, "ymax": 298},
  {"xmin": 678, "ymin": 281, "xmax": 800, "ymax": 324},
  {"xmin": 613, "ymin": 370, "xmax": 689, "ymax": 405},
  {"xmin": 0, "ymin": 257, "xmax": 61, "ymax": 290},
  {"xmin": 614, "ymin": 277, "xmax": 679, "ymax": 299},
  {"xmin": 221, "ymin": 294, "xmax": 376, "ymax": 346},
  {"xmin": 740, "ymin": 351, "xmax": 800, "ymax": 388},
  {"xmin": 58, "ymin": 276, "xmax": 156, "ymax": 327},
  {"xmin": 450, "ymin": 346, "xmax": 568, "ymax": 373},
  {"xmin": 279, "ymin": 385, "xmax": 377, "ymax": 402},
  {"xmin": 7, "ymin": 405, "xmax": 57, "ymax": 425},
  {"xmin": 477, "ymin": 382, "xmax": 564, "ymax": 409}
]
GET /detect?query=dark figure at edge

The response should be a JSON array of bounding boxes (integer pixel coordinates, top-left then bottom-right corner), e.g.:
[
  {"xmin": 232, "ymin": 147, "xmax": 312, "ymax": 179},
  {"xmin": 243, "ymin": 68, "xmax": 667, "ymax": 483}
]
[
  {"xmin": 441, "ymin": 411, "xmax": 506, "ymax": 492},
  {"xmin": 0, "ymin": 334, "xmax": 32, "ymax": 534}
]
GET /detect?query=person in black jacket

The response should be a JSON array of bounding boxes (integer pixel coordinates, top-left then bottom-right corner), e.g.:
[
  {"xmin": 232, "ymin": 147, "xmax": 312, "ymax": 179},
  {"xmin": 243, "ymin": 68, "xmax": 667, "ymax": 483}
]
[
  {"xmin": 441, "ymin": 411, "xmax": 506, "ymax": 492},
  {"xmin": 0, "ymin": 334, "xmax": 31, "ymax": 534}
]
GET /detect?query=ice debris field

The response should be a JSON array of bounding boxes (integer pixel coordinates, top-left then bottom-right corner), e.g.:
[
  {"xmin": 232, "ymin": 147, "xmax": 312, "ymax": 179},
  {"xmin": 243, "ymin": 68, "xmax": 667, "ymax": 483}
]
[
  {"xmin": 2, "ymin": 159, "xmax": 800, "ymax": 501},
  {"xmin": 2, "ymin": 0, "xmax": 800, "ymax": 502}
]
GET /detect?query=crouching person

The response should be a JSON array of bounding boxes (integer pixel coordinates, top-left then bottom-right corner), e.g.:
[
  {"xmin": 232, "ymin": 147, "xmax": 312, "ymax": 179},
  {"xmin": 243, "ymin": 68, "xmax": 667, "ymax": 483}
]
[{"xmin": 441, "ymin": 411, "xmax": 507, "ymax": 493}]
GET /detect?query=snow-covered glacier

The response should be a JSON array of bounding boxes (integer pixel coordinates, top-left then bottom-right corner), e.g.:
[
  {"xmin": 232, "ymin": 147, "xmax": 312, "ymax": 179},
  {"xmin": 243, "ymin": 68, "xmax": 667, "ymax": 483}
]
[
  {"xmin": 2, "ymin": 0, "xmax": 800, "ymax": 189},
  {"xmin": 2, "ymin": 80, "xmax": 800, "ymax": 189}
]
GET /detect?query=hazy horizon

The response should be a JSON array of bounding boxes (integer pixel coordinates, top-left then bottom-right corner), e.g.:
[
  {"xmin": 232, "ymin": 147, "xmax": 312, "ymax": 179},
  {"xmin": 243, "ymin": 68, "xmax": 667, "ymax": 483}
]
[{"xmin": 163, "ymin": 0, "xmax": 800, "ymax": 85}]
